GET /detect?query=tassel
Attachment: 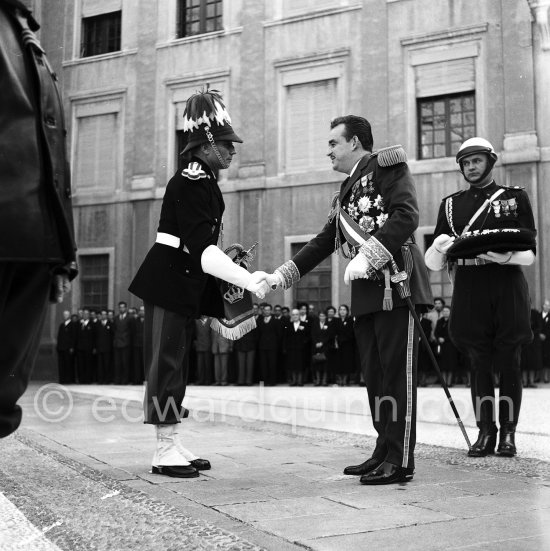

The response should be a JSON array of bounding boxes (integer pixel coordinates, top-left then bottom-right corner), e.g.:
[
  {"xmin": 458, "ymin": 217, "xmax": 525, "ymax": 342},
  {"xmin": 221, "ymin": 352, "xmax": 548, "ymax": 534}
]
[
  {"xmin": 383, "ymin": 267, "xmax": 393, "ymax": 311},
  {"xmin": 210, "ymin": 316, "xmax": 256, "ymax": 341}
]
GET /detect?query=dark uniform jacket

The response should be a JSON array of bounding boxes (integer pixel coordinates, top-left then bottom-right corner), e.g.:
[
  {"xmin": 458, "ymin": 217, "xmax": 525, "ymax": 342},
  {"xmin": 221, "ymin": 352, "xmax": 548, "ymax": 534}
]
[
  {"xmin": 433, "ymin": 181, "xmax": 536, "ymax": 250},
  {"xmin": 56, "ymin": 320, "xmax": 77, "ymax": 352},
  {"xmin": 0, "ymin": 1, "xmax": 76, "ymax": 269},
  {"xmin": 290, "ymin": 149, "xmax": 432, "ymax": 317},
  {"xmin": 129, "ymin": 159, "xmax": 224, "ymax": 319}
]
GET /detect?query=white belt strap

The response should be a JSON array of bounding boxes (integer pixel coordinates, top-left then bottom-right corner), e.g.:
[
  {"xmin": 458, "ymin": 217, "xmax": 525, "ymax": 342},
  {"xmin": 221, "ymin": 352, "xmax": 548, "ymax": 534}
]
[
  {"xmin": 156, "ymin": 232, "xmax": 190, "ymax": 253},
  {"xmin": 462, "ymin": 188, "xmax": 506, "ymax": 235}
]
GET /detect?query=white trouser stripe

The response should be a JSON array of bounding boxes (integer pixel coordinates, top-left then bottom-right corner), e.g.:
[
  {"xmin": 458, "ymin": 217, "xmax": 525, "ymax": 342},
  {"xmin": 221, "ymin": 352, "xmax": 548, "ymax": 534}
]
[{"xmin": 402, "ymin": 310, "xmax": 414, "ymax": 468}]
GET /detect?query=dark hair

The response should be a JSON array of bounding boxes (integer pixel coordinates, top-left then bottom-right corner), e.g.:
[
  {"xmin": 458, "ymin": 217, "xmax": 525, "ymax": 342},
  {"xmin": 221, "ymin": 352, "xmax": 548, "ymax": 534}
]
[
  {"xmin": 330, "ymin": 116, "xmax": 373, "ymax": 151},
  {"xmin": 118, "ymin": 301, "xmax": 127, "ymax": 307},
  {"xmin": 434, "ymin": 297, "xmax": 446, "ymax": 305},
  {"xmin": 339, "ymin": 304, "xmax": 350, "ymax": 315},
  {"xmin": 326, "ymin": 306, "xmax": 336, "ymax": 314},
  {"xmin": 281, "ymin": 306, "xmax": 290, "ymax": 313}
]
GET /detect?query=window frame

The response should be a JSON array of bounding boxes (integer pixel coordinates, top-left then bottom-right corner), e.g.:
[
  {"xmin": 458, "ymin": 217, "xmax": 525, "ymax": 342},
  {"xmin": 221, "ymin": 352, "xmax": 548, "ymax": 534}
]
[
  {"xmin": 176, "ymin": 0, "xmax": 223, "ymax": 39},
  {"xmin": 72, "ymin": 248, "xmax": 115, "ymax": 312},
  {"xmin": 80, "ymin": 10, "xmax": 122, "ymax": 58},
  {"xmin": 416, "ymin": 91, "xmax": 476, "ymax": 160}
]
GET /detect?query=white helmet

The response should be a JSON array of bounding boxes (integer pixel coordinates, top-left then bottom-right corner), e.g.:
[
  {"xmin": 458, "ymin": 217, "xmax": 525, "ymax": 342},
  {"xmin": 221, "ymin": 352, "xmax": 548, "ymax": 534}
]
[{"xmin": 456, "ymin": 137, "xmax": 497, "ymax": 165}]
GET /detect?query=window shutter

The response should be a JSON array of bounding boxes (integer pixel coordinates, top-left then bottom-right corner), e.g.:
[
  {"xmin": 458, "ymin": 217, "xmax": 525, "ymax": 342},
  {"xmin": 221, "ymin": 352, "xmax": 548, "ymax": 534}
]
[
  {"xmin": 82, "ymin": 0, "xmax": 122, "ymax": 17},
  {"xmin": 286, "ymin": 79, "xmax": 336, "ymax": 172},
  {"xmin": 415, "ymin": 58, "xmax": 475, "ymax": 98},
  {"xmin": 75, "ymin": 113, "xmax": 118, "ymax": 191}
]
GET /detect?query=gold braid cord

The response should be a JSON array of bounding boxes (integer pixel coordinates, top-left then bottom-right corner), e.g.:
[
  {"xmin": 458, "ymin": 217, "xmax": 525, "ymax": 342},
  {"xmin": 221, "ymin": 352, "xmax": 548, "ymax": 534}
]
[
  {"xmin": 274, "ymin": 260, "xmax": 300, "ymax": 290},
  {"xmin": 359, "ymin": 237, "xmax": 392, "ymax": 271}
]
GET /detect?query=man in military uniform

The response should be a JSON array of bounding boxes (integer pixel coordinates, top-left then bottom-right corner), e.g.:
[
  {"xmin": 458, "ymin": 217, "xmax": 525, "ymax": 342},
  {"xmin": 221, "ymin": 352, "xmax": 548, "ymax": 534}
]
[
  {"xmin": 268, "ymin": 116, "xmax": 432, "ymax": 484},
  {"xmin": 425, "ymin": 137, "xmax": 536, "ymax": 457},
  {"xmin": 129, "ymin": 89, "xmax": 268, "ymax": 478}
]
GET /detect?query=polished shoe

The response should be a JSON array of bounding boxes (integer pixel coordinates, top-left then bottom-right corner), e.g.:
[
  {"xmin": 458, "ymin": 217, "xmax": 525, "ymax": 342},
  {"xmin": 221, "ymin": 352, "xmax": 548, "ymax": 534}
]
[
  {"xmin": 343, "ymin": 457, "xmax": 382, "ymax": 476},
  {"xmin": 152, "ymin": 465, "xmax": 199, "ymax": 478},
  {"xmin": 497, "ymin": 424, "xmax": 517, "ymax": 457},
  {"xmin": 190, "ymin": 458, "xmax": 211, "ymax": 470},
  {"xmin": 467, "ymin": 424, "xmax": 497, "ymax": 457},
  {"xmin": 359, "ymin": 461, "xmax": 414, "ymax": 485}
]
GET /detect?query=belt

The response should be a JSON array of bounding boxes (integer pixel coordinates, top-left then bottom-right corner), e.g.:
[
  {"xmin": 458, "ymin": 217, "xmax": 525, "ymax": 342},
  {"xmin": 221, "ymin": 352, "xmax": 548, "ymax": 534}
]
[
  {"xmin": 454, "ymin": 258, "xmax": 494, "ymax": 266},
  {"xmin": 156, "ymin": 232, "xmax": 190, "ymax": 253}
]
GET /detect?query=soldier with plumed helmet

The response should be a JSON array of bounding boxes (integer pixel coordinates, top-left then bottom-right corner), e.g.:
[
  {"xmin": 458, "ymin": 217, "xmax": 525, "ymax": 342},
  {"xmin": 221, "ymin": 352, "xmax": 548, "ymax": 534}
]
[
  {"xmin": 425, "ymin": 137, "xmax": 537, "ymax": 458},
  {"xmin": 129, "ymin": 88, "xmax": 269, "ymax": 478}
]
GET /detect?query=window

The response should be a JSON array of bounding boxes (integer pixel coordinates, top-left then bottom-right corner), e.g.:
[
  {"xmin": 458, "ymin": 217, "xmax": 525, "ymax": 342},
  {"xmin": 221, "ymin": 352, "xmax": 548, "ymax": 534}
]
[
  {"xmin": 81, "ymin": 11, "xmax": 121, "ymax": 58},
  {"xmin": 176, "ymin": 0, "xmax": 223, "ymax": 38},
  {"xmin": 291, "ymin": 243, "xmax": 332, "ymax": 313},
  {"xmin": 417, "ymin": 93, "xmax": 475, "ymax": 160},
  {"xmin": 74, "ymin": 112, "xmax": 119, "ymax": 191},
  {"xmin": 285, "ymin": 79, "xmax": 336, "ymax": 172},
  {"xmin": 79, "ymin": 254, "xmax": 110, "ymax": 310},
  {"xmin": 423, "ymin": 234, "xmax": 453, "ymax": 305}
]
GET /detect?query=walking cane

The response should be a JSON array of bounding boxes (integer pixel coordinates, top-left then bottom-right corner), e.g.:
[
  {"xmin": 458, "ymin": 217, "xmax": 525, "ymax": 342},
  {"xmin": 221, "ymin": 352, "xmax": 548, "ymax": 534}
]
[{"xmin": 389, "ymin": 260, "xmax": 473, "ymax": 451}]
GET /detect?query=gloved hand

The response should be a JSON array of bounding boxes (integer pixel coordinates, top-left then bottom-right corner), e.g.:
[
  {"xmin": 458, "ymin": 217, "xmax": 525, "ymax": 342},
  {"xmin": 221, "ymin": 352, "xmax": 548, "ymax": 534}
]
[
  {"xmin": 478, "ymin": 250, "xmax": 535, "ymax": 266},
  {"xmin": 425, "ymin": 234, "xmax": 455, "ymax": 271},
  {"xmin": 245, "ymin": 271, "xmax": 270, "ymax": 299},
  {"xmin": 344, "ymin": 252, "xmax": 370, "ymax": 285}
]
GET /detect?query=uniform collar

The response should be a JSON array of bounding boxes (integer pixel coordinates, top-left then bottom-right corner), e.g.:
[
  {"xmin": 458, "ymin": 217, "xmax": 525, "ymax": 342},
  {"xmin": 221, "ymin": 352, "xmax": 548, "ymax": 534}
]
[
  {"xmin": 468, "ymin": 179, "xmax": 498, "ymax": 197},
  {"xmin": 340, "ymin": 153, "xmax": 372, "ymax": 201}
]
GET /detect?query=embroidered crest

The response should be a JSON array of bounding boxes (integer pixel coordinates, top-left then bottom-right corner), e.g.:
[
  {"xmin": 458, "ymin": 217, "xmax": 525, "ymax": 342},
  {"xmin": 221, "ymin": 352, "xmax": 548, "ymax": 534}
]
[{"xmin": 182, "ymin": 162, "xmax": 208, "ymax": 180}]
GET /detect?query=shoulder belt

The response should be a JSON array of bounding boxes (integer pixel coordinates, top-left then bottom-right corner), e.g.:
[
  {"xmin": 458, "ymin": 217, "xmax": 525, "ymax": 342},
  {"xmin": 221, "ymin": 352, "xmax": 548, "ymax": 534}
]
[
  {"xmin": 373, "ymin": 145, "xmax": 407, "ymax": 167},
  {"xmin": 181, "ymin": 162, "xmax": 208, "ymax": 180}
]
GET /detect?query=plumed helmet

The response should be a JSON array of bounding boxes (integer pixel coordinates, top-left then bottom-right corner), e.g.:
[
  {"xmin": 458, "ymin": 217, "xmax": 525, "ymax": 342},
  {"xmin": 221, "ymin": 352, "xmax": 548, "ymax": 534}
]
[
  {"xmin": 180, "ymin": 86, "xmax": 243, "ymax": 154},
  {"xmin": 456, "ymin": 137, "xmax": 497, "ymax": 165}
]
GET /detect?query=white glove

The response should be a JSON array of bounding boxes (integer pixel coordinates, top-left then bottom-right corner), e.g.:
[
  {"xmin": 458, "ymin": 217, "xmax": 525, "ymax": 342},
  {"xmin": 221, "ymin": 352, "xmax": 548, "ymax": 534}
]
[
  {"xmin": 201, "ymin": 245, "xmax": 268, "ymax": 298},
  {"xmin": 344, "ymin": 253, "xmax": 370, "ymax": 285},
  {"xmin": 478, "ymin": 250, "xmax": 535, "ymax": 266},
  {"xmin": 424, "ymin": 234, "xmax": 455, "ymax": 271}
]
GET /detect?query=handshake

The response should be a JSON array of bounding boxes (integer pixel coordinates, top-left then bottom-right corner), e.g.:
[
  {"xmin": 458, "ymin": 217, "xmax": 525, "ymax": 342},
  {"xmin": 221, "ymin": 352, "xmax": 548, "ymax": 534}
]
[{"xmin": 244, "ymin": 271, "xmax": 283, "ymax": 300}]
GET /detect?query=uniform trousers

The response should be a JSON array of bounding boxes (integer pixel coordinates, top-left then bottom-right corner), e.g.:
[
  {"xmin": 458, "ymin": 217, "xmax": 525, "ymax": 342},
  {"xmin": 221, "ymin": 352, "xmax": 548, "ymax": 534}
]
[
  {"xmin": 143, "ymin": 302, "xmax": 192, "ymax": 424},
  {"xmin": 355, "ymin": 306, "xmax": 418, "ymax": 469},
  {"xmin": 449, "ymin": 264, "xmax": 531, "ymax": 427},
  {"xmin": 0, "ymin": 263, "xmax": 51, "ymax": 438}
]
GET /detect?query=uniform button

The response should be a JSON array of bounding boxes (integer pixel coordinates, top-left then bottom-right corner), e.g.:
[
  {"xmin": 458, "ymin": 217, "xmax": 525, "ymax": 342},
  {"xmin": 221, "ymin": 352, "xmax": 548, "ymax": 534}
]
[{"xmin": 185, "ymin": 269, "xmax": 190, "ymax": 274}]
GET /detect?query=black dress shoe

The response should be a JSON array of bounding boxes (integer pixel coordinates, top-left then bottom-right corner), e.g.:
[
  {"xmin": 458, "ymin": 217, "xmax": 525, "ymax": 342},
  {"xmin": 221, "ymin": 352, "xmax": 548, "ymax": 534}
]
[
  {"xmin": 343, "ymin": 457, "xmax": 382, "ymax": 476},
  {"xmin": 497, "ymin": 424, "xmax": 517, "ymax": 457},
  {"xmin": 467, "ymin": 425, "xmax": 497, "ymax": 457},
  {"xmin": 360, "ymin": 461, "xmax": 414, "ymax": 485},
  {"xmin": 190, "ymin": 458, "xmax": 211, "ymax": 470},
  {"xmin": 152, "ymin": 465, "xmax": 199, "ymax": 478}
]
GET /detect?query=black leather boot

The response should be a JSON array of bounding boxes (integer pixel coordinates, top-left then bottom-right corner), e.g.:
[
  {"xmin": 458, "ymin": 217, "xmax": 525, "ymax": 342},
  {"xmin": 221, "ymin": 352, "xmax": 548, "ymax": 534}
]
[
  {"xmin": 468, "ymin": 423, "xmax": 497, "ymax": 457},
  {"xmin": 497, "ymin": 423, "xmax": 517, "ymax": 456}
]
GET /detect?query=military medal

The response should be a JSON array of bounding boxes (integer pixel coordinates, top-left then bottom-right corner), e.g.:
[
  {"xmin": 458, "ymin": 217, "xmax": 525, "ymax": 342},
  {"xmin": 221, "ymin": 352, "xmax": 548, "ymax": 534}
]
[
  {"xmin": 508, "ymin": 198, "xmax": 518, "ymax": 217},
  {"xmin": 501, "ymin": 199, "xmax": 510, "ymax": 216},
  {"xmin": 492, "ymin": 200, "xmax": 501, "ymax": 218}
]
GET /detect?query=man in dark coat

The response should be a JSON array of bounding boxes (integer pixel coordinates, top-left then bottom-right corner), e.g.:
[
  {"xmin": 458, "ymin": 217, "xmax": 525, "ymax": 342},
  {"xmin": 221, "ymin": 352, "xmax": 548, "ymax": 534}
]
[
  {"xmin": 541, "ymin": 300, "xmax": 550, "ymax": 384},
  {"xmin": 257, "ymin": 305, "xmax": 283, "ymax": 385},
  {"xmin": 130, "ymin": 305, "xmax": 145, "ymax": 385},
  {"xmin": 76, "ymin": 309, "xmax": 95, "ymax": 384},
  {"xmin": 95, "ymin": 309, "xmax": 113, "ymax": 384},
  {"xmin": 113, "ymin": 301, "xmax": 132, "ymax": 384},
  {"xmin": 0, "ymin": 0, "xmax": 77, "ymax": 438},
  {"xmin": 283, "ymin": 309, "xmax": 309, "ymax": 386},
  {"xmin": 129, "ymin": 89, "xmax": 268, "ymax": 478},
  {"xmin": 268, "ymin": 115, "xmax": 432, "ymax": 484},
  {"xmin": 56, "ymin": 310, "xmax": 78, "ymax": 384}
]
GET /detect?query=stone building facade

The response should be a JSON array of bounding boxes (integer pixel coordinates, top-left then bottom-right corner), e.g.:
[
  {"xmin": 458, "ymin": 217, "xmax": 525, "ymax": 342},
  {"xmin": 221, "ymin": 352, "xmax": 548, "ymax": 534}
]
[{"xmin": 30, "ymin": 0, "xmax": 550, "ymax": 373}]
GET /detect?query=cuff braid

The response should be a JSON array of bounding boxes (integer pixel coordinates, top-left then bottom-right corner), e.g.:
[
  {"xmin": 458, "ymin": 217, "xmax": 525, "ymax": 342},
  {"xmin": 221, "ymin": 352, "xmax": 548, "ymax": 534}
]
[{"xmin": 274, "ymin": 260, "xmax": 300, "ymax": 290}]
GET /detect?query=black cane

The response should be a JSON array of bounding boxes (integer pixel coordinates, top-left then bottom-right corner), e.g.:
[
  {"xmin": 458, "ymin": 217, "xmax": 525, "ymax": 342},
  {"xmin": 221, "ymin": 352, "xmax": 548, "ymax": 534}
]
[{"xmin": 389, "ymin": 261, "xmax": 473, "ymax": 451}]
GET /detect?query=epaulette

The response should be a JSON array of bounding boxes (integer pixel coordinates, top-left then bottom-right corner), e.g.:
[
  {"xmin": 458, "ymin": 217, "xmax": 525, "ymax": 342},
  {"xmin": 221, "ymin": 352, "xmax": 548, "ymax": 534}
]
[
  {"xmin": 373, "ymin": 144, "xmax": 407, "ymax": 167},
  {"xmin": 181, "ymin": 162, "xmax": 209, "ymax": 180},
  {"xmin": 499, "ymin": 184, "xmax": 525, "ymax": 191},
  {"xmin": 442, "ymin": 189, "xmax": 466, "ymax": 201}
]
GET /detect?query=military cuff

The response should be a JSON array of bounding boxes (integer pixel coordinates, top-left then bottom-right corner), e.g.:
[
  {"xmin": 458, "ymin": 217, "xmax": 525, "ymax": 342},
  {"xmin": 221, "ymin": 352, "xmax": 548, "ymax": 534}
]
[
  {"xmin": 274, "ymin": 260, "xmax": 300, "ymax": 290},
  {"xmin": 359, "ymin": 237, "xmax": 392, "ymax": 271}
]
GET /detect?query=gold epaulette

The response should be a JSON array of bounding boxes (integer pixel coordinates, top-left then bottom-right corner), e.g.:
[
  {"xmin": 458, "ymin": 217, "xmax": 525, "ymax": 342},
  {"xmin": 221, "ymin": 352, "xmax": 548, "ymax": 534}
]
[
  {"xmin": 181, "ymin": 162, "xmax": 208, "ymax": 180},
  {"xmin": 374, "ymin": 144, "xmax": 407, "ymax": 167}
]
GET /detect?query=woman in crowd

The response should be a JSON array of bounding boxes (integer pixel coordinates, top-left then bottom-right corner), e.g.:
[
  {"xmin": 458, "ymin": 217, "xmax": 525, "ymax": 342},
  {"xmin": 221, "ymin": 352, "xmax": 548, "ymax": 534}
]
[
  {"xmin": 311, "ymin": 310, "xmax": 330, "ymax": 386},
  {"xmin": 434, "ymin": 305, "xmax": 460, "ymax": 387},
  {"xmin": 335, "ymin": 304, "xmax": 355, "ymax": 386}
]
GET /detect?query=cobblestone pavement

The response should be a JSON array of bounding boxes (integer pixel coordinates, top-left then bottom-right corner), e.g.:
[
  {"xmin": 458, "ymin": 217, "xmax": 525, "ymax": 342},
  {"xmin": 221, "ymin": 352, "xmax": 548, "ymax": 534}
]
[{"xmin": 1, "ymin": 383, "xmax": 550, "ymax": 550}]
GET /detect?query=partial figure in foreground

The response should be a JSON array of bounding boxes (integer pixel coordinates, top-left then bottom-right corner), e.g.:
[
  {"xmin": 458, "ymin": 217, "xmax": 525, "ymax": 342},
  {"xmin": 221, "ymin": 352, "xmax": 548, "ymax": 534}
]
[
  {"xmin": 0, "ymin": 0, "xmax": 77, "ymax": 438},
  {"xmin": 425, "ymin": 137, "xmax": 536, "ymax": 458},
  {"xmin": 268, "ymin": 116, "xmax": 432, "ymax": 485},
  {"xmin": 129, "ymin": 89, "xmax": 268, "ymax": 478}
]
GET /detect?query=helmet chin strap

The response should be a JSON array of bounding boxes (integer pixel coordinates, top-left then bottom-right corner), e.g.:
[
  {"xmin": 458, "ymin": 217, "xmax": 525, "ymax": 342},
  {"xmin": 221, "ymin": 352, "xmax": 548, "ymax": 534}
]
[{"xmin": 205, "ymin": 127, "xmax": 229, "ymax": 169}]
